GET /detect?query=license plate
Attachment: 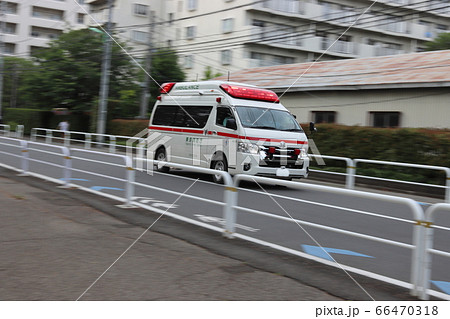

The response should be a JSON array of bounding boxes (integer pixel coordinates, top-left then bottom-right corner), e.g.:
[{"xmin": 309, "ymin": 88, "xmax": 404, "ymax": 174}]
[{"xmin": 276, "ymin": 167, "xmax": 290, "ymax": 177}]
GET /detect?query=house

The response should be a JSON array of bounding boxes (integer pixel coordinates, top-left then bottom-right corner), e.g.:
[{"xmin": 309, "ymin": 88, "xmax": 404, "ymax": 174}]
[{"xmin": 215, "ymin": 50, "xmax": 450, "ymax": 128}]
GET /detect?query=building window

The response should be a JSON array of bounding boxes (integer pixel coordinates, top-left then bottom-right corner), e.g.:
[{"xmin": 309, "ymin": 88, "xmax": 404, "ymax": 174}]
[
  {"xmin": 222, "ymin": 18, "xmax": 234, "ymax": 33},
  {"xmin": 187, "ymin": 0, "xmax": 197, "ymax": 11},
  {"xmin": 186, "ymin": 26, "xmax": 196, "ymax": 39},
  {"xmin": 370, "ymin": 112, "xmax": 400, "ymax": 128},
  {"xmin": 185, "ymin": 55, "xmax": 194, "ymax": 68},
  {"xmin": 77, "ymin": 13, "xmax": 84, "ymax": 24},
  {"xmin": 221, "ymin": 50, "xmax": 232, "ymax": 65},
  {"xmin": 5, "ymin": 43, "xmax": 15, "ymax": 54},
  {"xmin": 271, "ymin": 54, "xmax": 294, "ymax": 65},
  {"xmin": 312, "ymin": 111, "xmax": 336, "ymax": 124},
  {"xmin": 132, "ymin": 30, "xmax": 147, "ymax": 43},
  {"xmin": 134, "ymin": 4, "xmax": 148, "ymax": 16},
  {"xmin": 32, "ymin": 7, "xmax": 64, "ymax": 21},
  {"xmin": 5, "ymin": 23, "xmax": 17, "ymax": 34}
]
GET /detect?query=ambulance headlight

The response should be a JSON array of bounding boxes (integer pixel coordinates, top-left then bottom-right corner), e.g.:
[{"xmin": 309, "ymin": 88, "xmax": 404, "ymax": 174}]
[{"xmin": 238, "ymin": 142, "xmax": 259, "ymax": 154}]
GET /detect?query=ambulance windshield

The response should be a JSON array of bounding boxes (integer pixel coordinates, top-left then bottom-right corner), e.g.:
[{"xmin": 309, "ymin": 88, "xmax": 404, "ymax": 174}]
[{"xmin": 235, "ymin": 106, "xmax": 303, "ymax": 132}]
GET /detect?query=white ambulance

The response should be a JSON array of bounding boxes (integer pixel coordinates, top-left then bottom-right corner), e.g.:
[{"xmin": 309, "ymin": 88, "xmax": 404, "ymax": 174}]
[{"xmin": 148, "ymin": 81, "xmax": 310, "ymax": 183}]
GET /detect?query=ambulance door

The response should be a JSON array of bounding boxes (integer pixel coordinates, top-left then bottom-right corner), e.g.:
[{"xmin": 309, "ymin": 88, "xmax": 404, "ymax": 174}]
[
  {"xmin": 205, "ymin": 105, "xmax": 238, "ymax": 171},
  {"xmin": 182, "ymin": 105, "xmax": 213, "ymax": 166}
]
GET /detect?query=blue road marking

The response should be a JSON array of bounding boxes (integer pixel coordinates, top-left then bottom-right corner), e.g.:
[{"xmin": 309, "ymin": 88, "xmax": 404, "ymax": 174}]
[
  {"xmin": 59, "ymin": 178, "xmax": 89, "ymax": 181},
  {"xmin": 417, "ymin": 202, "xmax": 430, "ymax": 207},
  {"xmin": 431, "ymin": 281, "xmax": 450, "ymax": 295},
  {"xmin": 302, "ymin": 245, "xmax": 374, "ymax": 261},
  {"xmin": 90, "ymin": 186, "xmax": 123, "ymax": 191}
]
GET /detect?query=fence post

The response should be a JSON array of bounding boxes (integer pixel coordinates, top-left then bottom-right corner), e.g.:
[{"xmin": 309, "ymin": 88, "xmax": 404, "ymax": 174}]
[
  {"xmin": 445, "ymin": 169, "xmax": 450, "ymax": 203},
  {"xmin": 62, "ymin": 147, "xmax": 72, "ymax": 187},
  {"xmin": 20, "ymin": 140, "xmax": 29, "ymax": 175},
  {"xmin": 125, "ymin": 166, "xmax": 135, "ymax": 207},
  {"xmin": 4, "ymin": 124, "xmax": 10, "ymax": 137},
  {"xmin": 85, "ymin": 133, "xmax": 92, "ymax": 149},
  {"xmin": 16, "ymin": 125, "xmax": 24, "ymax": 138},
  {"xmin": 110, "ymin": 136, "xmax": 116, "ymax": 153},
  {"xmin": 31, "ymin": 128, "xmax": 37, "ymax": 141},
  {"xmin": 46, "ymin": 130, "xmax": 52, "ymax": 144},
  {"xmin": 64, "ymin": 131, "xmax": 70, "ymax": 148},
  {"xmin": 346, "ymin": 158, "xmax": 355, "ymax": 189},
  {"xmin": 222, "ymin": 175, "xmax": 238, "ymax": 238}
]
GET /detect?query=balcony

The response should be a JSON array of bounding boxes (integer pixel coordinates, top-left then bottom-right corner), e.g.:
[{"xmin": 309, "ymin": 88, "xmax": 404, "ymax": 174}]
[
  {"xmin": 250, "ymin": 26, "xmax": 303, "ymax": 48},
  {"xmin": 253, "ymin": 0, "xmax": 305, "ymax": 15}
]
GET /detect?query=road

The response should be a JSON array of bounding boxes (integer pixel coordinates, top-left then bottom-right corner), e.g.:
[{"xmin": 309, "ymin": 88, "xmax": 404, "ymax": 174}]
[{"xmin": 1, "ymin": 138, "xmax": 449, "ymax": 298}]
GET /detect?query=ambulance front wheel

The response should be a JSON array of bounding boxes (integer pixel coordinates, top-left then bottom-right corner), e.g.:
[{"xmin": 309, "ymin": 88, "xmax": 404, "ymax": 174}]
[
  {"xmin": 155, "ymin": 147, "xmax": 170, "ymax": 173},
  {"xmin": 211, "ymin": 157, "xmax": 228, "ymax": 184}
]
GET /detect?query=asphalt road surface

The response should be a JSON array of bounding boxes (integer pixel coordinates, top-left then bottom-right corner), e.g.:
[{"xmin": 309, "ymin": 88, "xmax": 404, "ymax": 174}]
[{"xmin": 1, "ymin": 139, "xmax": 449, "ymax": 299}]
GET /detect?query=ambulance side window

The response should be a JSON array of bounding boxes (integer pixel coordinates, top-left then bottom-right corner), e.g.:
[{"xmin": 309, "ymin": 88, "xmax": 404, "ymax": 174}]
[
  {"xmin": 152, "ymin": 105, "xmax": 212, "ymax": 128},
  {"xmin": 216, "ymin": 107, "xmax": 235, "ymax": 128}
]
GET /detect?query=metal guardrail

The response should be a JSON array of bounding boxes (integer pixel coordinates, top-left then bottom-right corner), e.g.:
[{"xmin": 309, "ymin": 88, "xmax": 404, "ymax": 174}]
[
  {"xmin": 0, "ymin": 124, "xmax": 24, "ymax": 138},
  {"xmin": 231, "ymin": 174, "xmax": 426, "ymax": 297},
  {"xmin": 30, "ymin": 128, "xmax": 144, "ymax": 154},
  {"xmin": 310, "ymin": 154, "xmax": 450, "ymax": 203},
  {"xmin": 28, "ymin": 128, "xmax": 450, "ymax": 202},
  {"xmin": 0, "ymin": 137, "xmax": 448, "ymax": 300},
  {"xmin": 420, "ymin": 203, "xmax": 450, "ymax": 300}
]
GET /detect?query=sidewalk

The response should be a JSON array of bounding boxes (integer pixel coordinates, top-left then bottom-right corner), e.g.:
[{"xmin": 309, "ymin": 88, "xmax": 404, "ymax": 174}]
[{"xmin": 0, "ymin": 167, "xmax": 342, "ymax": 301}]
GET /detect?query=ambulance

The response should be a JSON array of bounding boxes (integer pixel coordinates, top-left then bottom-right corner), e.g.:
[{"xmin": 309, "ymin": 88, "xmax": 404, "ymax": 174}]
[{"xmin": 148, "ymin": 81, "xmax": 310, "ymax": 183}]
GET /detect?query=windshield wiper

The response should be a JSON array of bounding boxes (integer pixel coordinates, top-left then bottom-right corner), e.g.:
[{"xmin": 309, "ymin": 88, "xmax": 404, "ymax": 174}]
[
  {"xmin": 250, "ymin": 125, "xmax": 277, "ymax": 130},
  {"xmin": 281, "ymin": 128, "xmax": 303, "ymax": 132}
]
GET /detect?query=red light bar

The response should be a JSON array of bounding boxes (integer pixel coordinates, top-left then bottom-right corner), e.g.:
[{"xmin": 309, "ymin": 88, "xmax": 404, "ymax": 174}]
[
  {"xmin": 220, "ymin": 84, "xmax": 279, "ymax": 103},
  {"xmin": 160, "ymin": 82, "xmax": 175, "ymax": 94}
]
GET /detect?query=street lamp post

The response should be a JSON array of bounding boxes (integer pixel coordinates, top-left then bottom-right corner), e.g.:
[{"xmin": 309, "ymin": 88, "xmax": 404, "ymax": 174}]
[{"xmin": 95, "ymin": 0, "xmax": 113, "ymax": 143}]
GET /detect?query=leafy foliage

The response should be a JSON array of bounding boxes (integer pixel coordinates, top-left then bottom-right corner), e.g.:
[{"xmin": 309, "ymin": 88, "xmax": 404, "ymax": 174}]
[
  {"xmin": 148, "ymin": 48, "xmax": 186, "ymax": 103},
  {"xmin": 308, "ymin": 124, "xmax": 450, "ymax": 184},
  {"xmin": 201, "ymin": 66, "xmax": 223, "ymax": 80},
  {"xmin": 425, "ymin": 32, "xmax": 450, "ymax": 51},
  {"xmin": 22, "ymin": 29, "xmax": 139, "ymax": 112}
]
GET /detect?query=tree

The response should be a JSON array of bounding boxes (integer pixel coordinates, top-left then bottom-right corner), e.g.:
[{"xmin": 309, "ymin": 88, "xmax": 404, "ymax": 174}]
[
  {"xmin": 22, "ymin": 28, "xmax": 139, "ymax": 113},
  {"xmin": 425, "ymin": 32, "xmax": 450, "ymax": 51},
  {"xmin": 148, "ymin": 48, "xmax": 186, "ymax": 103},
  {"xmin": 201, "ymin": 66, "xmax": 223, "ymax": 80},
  {"xmin": 2, "ymin": 57, "xmax": 36, "ymax": 108}
]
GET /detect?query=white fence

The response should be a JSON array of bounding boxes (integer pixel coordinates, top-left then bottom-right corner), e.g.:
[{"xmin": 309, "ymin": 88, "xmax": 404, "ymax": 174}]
[
  {"xmin": 30, "ymin": 127, "xmax": 145, "ymax": 154},
  {"xmin": 309, "ymin": 154, "xmax": 450, "ymax": 203},
  {"xmin": 0, "ymin": 136, "xmax": 449, "ymax": 300},
  {"xmin": 0, "ymin": 124, "xmax": 24, "ymax": 138}
]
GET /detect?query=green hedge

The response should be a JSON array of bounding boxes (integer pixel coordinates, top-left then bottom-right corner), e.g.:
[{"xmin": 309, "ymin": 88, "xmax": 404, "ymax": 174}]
[
  {"xmin": 308, "ymin": 125, "xmax": 450, "ymax": 167},
  {"xmin": 307, "ymin": 125, "xmax": 450, "ymax": 184},
  {"xmin": 3, "ymin": 108, "xmax": 90, "ymax": 134},
  {"xmin": 108, "ymin": 119, "xmax": 148, "ymax": 136},
  {"xmin": 3, "ymin": 109, "xmax": 51, "ymax": 134}
]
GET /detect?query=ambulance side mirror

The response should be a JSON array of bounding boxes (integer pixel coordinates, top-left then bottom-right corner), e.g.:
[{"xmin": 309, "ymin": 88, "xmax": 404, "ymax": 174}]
[
  {"xmin": 309, "ymin": 122, "xmax": 317, "ymax": 133},
  {"xmin": 226, "ymin": 118, "xmax": 237, "ymax": 130}
]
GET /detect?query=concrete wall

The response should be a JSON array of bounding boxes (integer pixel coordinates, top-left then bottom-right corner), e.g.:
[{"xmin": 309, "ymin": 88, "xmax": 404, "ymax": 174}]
[{"xmin": 281, "ymin": 87, "xmax": 450, "ymax": 128}]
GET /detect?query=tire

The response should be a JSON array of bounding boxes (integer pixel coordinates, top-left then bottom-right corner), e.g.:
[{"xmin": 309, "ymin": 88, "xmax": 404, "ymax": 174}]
[
  {"xmin": 154, "ymin": 147, "xmax": 170, "ymax": 173},
  {"xmin": 211, "ymin": 155, "xmax": 228, "ymax": 184}
]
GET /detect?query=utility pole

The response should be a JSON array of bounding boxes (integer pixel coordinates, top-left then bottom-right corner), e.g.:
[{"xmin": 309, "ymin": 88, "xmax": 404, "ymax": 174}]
[
  {"xmin": 97, "ymin": 0, "xmax": 113, "ymax": 142},
  {"xmin": 0, "ymin": 1, "xmax": 6, "ymax": 124},
  {"xmin": 139, "ymin": 9, "xmax": 154, "ymax": 119}
]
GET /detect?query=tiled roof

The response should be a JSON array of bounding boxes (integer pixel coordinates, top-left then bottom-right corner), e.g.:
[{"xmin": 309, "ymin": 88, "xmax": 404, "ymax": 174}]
[{"xmin": 214, "ymin": 50, "xmax": 450, "ymax": 92}]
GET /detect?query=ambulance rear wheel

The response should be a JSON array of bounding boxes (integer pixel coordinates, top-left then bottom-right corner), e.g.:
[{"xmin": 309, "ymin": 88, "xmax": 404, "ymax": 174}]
[
  {"xmin": 211, "ymin": 157, "xmax": 228, "ymax": 184},
  {"xmin": 155, "ymin": 147, "xmax": 170, "ymax": 173}
]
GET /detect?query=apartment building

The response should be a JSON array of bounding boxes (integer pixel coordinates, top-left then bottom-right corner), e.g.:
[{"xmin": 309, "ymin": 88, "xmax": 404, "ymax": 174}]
[
  {"xmin": 86, "ymin": 0, "xmax": 170, "ymax": 58},
  {"xmin": 82, "ymin": 1, "xmax": 450, "ymax": 80},
  {"xmin": 166, "ymin": 0, "xmax": 450, "ymax": 80},
  {"xmin": 1, "ymin": 0, "xmax": 88, "ymax": 56}
]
